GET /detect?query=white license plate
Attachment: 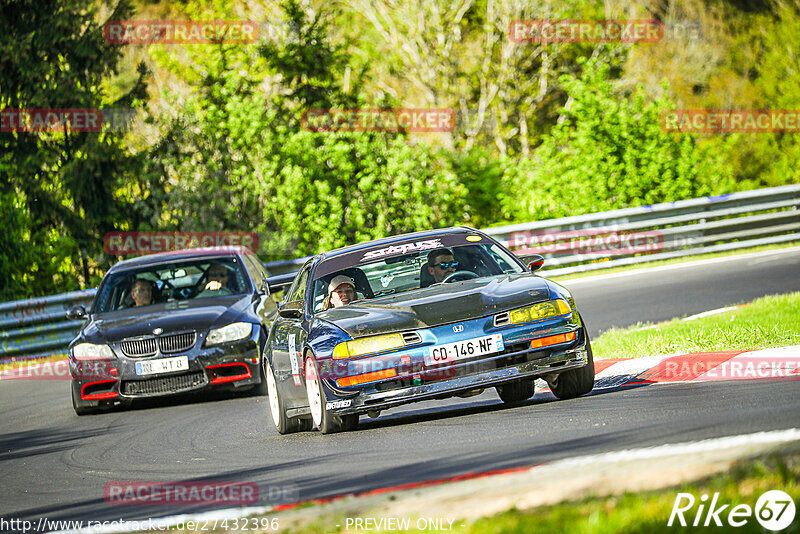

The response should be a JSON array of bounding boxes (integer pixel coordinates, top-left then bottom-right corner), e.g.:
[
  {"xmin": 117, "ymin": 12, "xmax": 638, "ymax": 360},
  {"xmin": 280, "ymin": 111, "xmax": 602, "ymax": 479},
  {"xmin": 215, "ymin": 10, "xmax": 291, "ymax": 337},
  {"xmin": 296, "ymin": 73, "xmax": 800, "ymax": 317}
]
[
  {"xmin": 135, "ymin": 356, "xmax": 189, "ymax": 376},
  {"xmin": 424, "ymin": 334, "xmax": 505, "ymax": 366}
]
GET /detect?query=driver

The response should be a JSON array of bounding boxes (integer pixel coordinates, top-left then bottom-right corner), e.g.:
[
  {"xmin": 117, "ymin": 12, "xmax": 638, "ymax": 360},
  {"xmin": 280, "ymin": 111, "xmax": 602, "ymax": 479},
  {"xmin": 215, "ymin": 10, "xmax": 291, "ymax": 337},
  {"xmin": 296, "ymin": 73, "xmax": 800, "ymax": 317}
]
[
  {"xmin": 427, "ymin": 248, "xmax": 458, "ymax": 283},
  {"xmin": 131, "ymin": 279, "xmax": 155, "ymax": 307},
  {"xmin": 196, "ymin": 262, "xmax": 234, "ymax": 298}
]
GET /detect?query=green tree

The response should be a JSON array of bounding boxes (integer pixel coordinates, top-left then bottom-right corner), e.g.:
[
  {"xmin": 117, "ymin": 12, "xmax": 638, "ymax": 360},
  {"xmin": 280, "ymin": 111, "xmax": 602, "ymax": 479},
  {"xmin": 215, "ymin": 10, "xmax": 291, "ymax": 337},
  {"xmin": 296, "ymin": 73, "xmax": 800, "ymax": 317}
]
[
  {"xmin": 151, "ymin": 0, "xmax": 468, "ymax": 259},
  {"xmin": 0, "ymin": 0, "xmax": 149, "ymax": 299},
  {"xmin": 504, "ymin": 57, "xmax": 734, "ymax": 222}
]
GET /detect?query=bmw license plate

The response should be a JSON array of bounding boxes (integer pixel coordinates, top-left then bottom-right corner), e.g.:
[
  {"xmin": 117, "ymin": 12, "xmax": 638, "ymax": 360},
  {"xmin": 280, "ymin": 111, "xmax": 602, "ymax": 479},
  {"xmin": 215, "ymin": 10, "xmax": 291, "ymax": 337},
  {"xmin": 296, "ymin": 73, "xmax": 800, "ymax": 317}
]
[
  {"xmin": 135, "ymin": 356, "xmax": 189, "ymax": 376},
  {"xmin": 425, "ymin": 334, "xmax": 504, "ymax": 365}
]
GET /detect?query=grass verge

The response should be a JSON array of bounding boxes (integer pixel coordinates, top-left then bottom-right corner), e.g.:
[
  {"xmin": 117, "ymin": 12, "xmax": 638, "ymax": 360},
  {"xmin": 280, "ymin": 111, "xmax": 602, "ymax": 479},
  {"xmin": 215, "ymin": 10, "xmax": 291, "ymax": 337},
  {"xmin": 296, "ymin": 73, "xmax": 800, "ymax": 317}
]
[
  {"xmin": 592, "ymin": 292, "xmax": 800, "ymax": 360},
  {"xmin": 462, "ymin": 452, "xmax": 799, "ymax": 534}
]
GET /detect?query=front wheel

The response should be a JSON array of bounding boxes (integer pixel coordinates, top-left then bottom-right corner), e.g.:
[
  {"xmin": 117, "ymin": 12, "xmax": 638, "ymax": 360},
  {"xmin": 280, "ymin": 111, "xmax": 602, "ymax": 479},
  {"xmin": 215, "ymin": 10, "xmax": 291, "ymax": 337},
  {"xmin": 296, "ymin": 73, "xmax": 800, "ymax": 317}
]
[
  {"xmin": 547, "ymin": 329, "xmax": 595, "ymax": 400},
  {"xmin": 305, "ymin": 356, "xmax": 358, "ymax": 434},
  {"xmin": 496, "ymin": 380, "xmax": 535, "ymax": 404},
  {"xmin": 266, "ymin": 360, "xmax": 309, "ymax": 434}
]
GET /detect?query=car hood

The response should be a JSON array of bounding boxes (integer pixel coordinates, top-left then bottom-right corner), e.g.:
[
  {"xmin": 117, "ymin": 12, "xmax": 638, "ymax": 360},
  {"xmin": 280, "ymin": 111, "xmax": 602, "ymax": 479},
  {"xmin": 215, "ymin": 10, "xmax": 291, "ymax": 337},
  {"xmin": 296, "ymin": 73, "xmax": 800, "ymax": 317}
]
[
  {"xmin": 82, "ymin": 296, "xmax": 249, "ymax": 343},
  {"xmin": 316, "ymin": 273, "xmax": 552, "ymax": 337}
]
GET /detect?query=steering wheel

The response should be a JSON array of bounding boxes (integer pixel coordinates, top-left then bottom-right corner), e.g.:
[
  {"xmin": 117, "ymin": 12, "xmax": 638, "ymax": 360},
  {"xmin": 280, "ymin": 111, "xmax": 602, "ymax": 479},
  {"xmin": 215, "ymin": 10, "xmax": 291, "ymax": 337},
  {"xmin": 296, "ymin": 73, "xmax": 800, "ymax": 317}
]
[{"xmin": 442, "ymin": 270, "xmax": 479, "ymax": 283}]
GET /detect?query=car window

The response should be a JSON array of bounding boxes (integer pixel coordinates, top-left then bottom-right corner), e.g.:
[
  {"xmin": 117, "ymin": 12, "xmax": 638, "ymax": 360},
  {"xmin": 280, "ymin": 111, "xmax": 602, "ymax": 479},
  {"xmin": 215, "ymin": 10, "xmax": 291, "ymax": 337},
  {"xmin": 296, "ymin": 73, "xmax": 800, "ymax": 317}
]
[
  {"xmin": 311, "ymin": 242, "xmax": 525, "ymax": 311},
  {"xmin": 94, "ymin": 257, "xmax": 250, "ymax": 313},
  {"xmin": 243, "ymin": 254, "xmax": 264, "ymax": 289},
  {"xmin": 287, "ymin": 265, "xmax": 310, "ymax": 303}
]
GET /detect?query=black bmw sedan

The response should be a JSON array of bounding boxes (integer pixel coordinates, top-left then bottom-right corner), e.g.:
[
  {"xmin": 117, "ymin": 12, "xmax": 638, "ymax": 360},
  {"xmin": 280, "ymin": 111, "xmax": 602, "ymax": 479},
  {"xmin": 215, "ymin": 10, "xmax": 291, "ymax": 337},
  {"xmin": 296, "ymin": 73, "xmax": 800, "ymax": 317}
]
[{"xmin": 67, "ymin": 246, "xmax": 278, "ymax": 415}]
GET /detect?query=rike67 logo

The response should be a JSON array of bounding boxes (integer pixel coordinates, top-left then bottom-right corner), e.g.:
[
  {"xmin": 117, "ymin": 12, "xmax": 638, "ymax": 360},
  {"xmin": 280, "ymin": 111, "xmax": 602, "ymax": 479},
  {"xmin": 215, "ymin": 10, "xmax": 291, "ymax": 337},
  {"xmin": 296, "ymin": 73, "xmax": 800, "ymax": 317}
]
[{"xmin": 669, "ymin": 490, "xmax": 796, "ymax": 530}]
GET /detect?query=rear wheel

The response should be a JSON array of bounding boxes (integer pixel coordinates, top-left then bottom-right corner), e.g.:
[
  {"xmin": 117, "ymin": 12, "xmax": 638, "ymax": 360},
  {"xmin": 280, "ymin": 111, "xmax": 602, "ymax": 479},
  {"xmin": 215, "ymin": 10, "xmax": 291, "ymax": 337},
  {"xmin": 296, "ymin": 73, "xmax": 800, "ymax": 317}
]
[
  {"xmin": 548, "ymin": 329, "xmax": 595, "ymax": 400},
  {"xmin": 305, "ymin": 356, "xmax": 358, "ymax": 434},
  {"xmin": 496, "ymin": 380, "xmax": 535, "ymax": 404},
  {"xmin": 265, "ymin": 360, "xmax": 307, "ymax": 434}
]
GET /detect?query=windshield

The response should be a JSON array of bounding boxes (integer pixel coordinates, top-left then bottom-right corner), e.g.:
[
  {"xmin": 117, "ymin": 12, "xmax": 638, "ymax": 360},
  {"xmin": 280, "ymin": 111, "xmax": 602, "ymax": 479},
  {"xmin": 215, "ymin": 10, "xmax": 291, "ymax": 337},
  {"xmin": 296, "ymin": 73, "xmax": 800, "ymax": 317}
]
[
  {"xmin": 94, "ymin": 257, "xmax": 249, "ymax": 313},
  {"xmin": 310, "ymin": 242, "xmax": 525, "ymax": 312}
]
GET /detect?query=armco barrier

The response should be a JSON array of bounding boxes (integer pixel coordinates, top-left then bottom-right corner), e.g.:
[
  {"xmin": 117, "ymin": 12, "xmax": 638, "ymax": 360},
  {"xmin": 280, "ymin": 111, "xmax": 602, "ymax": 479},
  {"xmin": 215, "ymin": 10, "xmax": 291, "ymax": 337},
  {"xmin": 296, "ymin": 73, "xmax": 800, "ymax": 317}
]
[
  {"xmin": 1, "ymin": 185, "xmax": 798, "ymax": 363},
  {"xmin": 0, "ymin": 289, "xmax": 95, "ymax": 363},
  {"xmin": 484, "ymin": 184, "xmax": 800, "ymax": 276}
]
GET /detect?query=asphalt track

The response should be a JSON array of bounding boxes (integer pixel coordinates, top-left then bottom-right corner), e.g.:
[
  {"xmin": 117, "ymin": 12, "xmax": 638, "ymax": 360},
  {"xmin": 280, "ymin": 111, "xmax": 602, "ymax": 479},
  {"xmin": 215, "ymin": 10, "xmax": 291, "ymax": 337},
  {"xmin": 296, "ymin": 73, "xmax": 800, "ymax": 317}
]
[{"xmin": 1, "ymin": 248, "xmax": 799, "ymax": 526}]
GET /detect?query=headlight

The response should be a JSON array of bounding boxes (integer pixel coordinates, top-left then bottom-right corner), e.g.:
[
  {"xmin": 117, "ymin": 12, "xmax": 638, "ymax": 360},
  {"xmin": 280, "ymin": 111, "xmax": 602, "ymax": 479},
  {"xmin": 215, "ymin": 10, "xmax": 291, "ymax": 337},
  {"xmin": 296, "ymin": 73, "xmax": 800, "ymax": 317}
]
[
  {"xmin": 333, "ymin": 333, "xmax": 406, "ymax": 360},
  {"xmin": 206, "ymin": 322, "xmax": 253, "ymax": 346},
  {"xmin": 504, "ymin": 299, "xmax": 571, "ymax": 325},
  {"xmin": 72, "ymin": 343, "xmax": 115, "ymax": 361}
]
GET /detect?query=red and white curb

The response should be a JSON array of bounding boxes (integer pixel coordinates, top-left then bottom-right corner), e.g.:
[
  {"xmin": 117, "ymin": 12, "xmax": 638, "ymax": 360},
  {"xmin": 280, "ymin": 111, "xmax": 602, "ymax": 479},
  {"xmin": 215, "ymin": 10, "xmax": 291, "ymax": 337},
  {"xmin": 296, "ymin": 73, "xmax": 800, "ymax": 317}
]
[{"xmin": 591, "ymin": 345, "xmax": 800, "ymax": 389}]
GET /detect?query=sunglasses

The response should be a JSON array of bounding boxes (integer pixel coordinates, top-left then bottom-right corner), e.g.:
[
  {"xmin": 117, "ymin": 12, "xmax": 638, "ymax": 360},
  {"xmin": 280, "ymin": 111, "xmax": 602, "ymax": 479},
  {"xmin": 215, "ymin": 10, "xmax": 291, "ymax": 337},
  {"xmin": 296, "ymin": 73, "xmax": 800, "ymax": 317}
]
[{"xmin": 433, "ymin": 261, "xmax": 459, "ymax": 269}]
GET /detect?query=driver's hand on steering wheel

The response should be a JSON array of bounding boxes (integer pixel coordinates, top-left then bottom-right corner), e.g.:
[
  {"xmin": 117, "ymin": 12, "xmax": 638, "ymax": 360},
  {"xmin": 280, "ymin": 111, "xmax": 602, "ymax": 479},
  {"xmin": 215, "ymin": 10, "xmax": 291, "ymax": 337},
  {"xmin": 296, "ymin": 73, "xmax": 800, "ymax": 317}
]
[{"xmin": 204, "ymin": 280, "xmax": 223, "ymax": 291}]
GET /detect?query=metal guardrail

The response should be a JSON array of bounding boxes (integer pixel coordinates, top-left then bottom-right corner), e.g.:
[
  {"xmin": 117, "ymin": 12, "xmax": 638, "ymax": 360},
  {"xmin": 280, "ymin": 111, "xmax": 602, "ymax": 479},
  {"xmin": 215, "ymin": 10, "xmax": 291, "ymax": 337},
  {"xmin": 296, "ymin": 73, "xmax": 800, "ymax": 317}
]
[
  {"xmin": 2, "ymin": 184, "xmax": 798, "ymax": 363},
  {"xmin": 483, "ymin": 184, "xmax": 800, "ymax": 277},
  {"xmin": 0, "ymin": 290, "xmax": 96, "ymax": 363}
]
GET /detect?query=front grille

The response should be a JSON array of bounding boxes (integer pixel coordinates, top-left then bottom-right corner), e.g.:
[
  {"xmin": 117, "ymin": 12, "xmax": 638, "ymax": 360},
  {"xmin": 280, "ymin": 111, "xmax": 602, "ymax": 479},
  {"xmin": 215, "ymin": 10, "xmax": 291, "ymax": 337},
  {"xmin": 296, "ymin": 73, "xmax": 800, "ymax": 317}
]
[
  {"xmin": 401, "ymin": 331, "xmax": 422, "ymax": 345},
  {"xmin": 159, "ymin": 332, "xmax": 196, "ymax": 354},
  {"xmin": 120, "ymin": 337, "xmax": 158, "ymax": 357},
  {"xmin": 120, "ymin": 332, "xmax": 196, "ymax": 357},
  {"xmin": 122, "ymin": 371, "xmax": 206, "ymax": 396}
]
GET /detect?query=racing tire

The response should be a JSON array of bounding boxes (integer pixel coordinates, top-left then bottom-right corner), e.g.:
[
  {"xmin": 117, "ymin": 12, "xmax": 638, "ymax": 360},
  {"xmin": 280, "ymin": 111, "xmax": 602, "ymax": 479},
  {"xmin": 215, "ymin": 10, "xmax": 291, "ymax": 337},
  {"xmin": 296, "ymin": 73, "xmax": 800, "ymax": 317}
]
[
  {"xmin": 250, "ymin": 357, "xmax": 268, "ymax": 397},
  {"xmin": 496, "ymin": 380, "xmax": 535, "ymax": 404},
  {"xmin": 548, "ymin": 328, "xmax": 595, "ymax": 400},
  {"xmin": 265, "ymin": 360, "xmax": 307, "ymax": 434},
  {"xmin": 304, "ymin": 356, "xmax": 358, "ymax": 434},
  {"xmin": 71, "ymin": 382, "xmax": 100, "ymax": 416}
]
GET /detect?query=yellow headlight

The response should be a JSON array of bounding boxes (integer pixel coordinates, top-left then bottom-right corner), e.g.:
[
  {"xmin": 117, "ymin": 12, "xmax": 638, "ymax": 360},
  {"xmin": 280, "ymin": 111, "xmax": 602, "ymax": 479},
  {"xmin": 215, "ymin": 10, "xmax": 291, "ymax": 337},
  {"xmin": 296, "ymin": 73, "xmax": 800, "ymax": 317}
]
[
  {"xmin": 333, "ymin": 333, "xmax": 406, "ymax": 360},
  {"xmin": 507, "ymin": 299, "xmax": 571, "ymax": 325}
]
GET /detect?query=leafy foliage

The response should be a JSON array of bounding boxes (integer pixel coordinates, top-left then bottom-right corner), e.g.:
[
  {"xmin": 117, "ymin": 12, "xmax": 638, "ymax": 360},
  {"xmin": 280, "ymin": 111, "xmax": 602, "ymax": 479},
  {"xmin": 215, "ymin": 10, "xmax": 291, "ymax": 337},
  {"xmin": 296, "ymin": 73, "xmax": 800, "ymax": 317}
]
[
  {"xmin": 2, "ymin": 0, "xmax": 799, "ymax": 301},
  {"xmin": 503, "ymin": 57, "xmax": 734, "ymax": 221},
  {"xmin": 0, "ymin": 0, "xmax": 149, "ymax": 299}
]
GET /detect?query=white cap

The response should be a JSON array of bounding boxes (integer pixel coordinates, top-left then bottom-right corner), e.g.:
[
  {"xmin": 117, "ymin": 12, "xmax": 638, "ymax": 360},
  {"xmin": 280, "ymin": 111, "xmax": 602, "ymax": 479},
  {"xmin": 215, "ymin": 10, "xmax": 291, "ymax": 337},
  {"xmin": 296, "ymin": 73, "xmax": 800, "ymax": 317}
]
[{"xmin": 328, "ymin": 275, "xmax": 355, "ymax": 294}]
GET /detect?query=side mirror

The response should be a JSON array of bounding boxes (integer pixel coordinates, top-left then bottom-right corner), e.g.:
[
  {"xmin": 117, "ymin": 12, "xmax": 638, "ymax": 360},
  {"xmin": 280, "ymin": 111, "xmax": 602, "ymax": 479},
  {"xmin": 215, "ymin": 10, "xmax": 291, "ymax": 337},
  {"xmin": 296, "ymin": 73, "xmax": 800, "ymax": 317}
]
[
  {"xmin": 522, "ymin": 254, "xmax": 544, "ymax": 272},
  {"xmin": 66, "ymin": 305, "xmax": 88, "ymax": 321},
  {"xmin": 278, "ymin": 300, "xmax": 304, "ymax": 319}
]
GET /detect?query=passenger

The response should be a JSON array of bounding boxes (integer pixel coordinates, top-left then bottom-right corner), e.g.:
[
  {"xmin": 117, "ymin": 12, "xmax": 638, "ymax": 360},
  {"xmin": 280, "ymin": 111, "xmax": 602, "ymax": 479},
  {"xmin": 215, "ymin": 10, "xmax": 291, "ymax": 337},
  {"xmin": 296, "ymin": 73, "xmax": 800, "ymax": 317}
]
[
  {"xmin": 322, "ymin": 275, "xmax": 357, "ymax": 310},
  {"xmin": 131, "ymin": 279, "xmax": 155, "ymax": 307},
  {"xmin": 196, "ymin": 263, "xmax": 234, "ymax": 298},
  {"xmin": 427, "ymin": 248, "xmax": 459, "ymax": 283}
]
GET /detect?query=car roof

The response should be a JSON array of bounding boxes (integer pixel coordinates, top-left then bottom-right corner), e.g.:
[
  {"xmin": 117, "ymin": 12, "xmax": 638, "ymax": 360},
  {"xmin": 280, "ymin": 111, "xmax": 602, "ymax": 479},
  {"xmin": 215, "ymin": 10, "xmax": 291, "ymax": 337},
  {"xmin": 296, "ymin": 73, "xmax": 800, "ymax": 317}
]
[
  {"xmin": 107, "ymin": 246, "xmax": 252, "ymax": 274},
  {"xmin": 317, "ymin": 226, "xmax": 480, "ymax": 261}
]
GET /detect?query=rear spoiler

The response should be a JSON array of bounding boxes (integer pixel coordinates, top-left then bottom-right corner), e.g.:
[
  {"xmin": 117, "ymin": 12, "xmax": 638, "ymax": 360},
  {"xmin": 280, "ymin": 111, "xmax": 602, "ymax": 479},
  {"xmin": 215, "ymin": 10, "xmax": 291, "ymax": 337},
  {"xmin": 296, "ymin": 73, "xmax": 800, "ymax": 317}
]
[{"xmin": 266, "ymin": 272, "xmax": 297, "ymax": 293}]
